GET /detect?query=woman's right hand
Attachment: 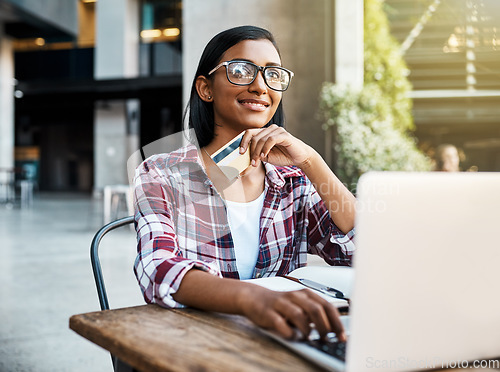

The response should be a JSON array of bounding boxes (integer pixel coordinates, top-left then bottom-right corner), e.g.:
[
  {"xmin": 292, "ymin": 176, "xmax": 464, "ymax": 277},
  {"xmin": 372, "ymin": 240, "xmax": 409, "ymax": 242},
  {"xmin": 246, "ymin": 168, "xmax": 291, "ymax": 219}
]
[
  {"xmin": 173, "ymin": 269, "xmax": 345, "ymax": 341},
  {"xmin": 238, "ymin": 284, "xmax": 346, "ymax": 341}
]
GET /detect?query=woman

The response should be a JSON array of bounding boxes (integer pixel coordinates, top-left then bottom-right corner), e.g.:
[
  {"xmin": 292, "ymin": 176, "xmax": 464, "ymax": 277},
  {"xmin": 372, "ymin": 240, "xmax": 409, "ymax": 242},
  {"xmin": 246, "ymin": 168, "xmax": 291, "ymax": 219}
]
[{"xmin": 134, "ymin": 25, "xmax": 356, "ymax": 341}]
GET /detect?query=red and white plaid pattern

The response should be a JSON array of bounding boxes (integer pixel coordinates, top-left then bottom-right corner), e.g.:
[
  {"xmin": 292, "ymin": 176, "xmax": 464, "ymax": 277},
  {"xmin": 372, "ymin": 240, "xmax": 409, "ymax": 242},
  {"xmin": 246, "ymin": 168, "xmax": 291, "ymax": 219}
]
[{"xmin": 133, "ymin": 143, "xmax": 355, "ymax": 308}]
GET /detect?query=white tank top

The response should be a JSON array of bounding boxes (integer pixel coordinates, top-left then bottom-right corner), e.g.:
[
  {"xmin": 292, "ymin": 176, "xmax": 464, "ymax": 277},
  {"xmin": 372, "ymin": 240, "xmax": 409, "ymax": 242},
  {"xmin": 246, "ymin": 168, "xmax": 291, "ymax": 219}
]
[{"xmin": 225, "ymin": 191, "xmax": 265, "ymax": 280}]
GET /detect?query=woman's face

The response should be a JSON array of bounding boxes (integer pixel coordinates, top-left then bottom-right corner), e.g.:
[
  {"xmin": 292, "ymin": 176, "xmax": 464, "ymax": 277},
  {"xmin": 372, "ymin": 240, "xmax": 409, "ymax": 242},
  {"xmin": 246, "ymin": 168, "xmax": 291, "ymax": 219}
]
[{"xmin": 208, "ymin": 39, "xmax": 283, "ymax": 135}]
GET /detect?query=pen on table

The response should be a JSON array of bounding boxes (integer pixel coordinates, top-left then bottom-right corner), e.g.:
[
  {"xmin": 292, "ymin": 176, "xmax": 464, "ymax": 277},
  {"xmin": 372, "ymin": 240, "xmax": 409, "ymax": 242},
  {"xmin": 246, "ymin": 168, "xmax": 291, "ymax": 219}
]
[{"xmin": 283, "ymin": 275, "xmax": 350, "ymax": 304}]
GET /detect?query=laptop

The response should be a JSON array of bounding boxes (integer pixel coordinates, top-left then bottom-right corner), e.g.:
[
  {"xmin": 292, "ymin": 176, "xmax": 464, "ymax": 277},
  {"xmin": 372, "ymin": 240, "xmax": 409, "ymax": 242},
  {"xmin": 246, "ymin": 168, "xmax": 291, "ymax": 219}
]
[{"xmin": 264, "ymin": 172, "xmax": 500, "ymax": 371}]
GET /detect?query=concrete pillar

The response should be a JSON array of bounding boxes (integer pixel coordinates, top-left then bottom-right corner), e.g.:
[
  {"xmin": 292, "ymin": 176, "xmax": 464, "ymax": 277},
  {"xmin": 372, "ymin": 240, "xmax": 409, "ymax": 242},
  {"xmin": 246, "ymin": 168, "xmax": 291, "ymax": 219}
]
[
  {"xmin": 183, "ymin": 0, "xmax": 363, "ymax": 158},
  {"xmin": 333, "ymin": 0, "xmax": 364, "ymax": 88},
  {"xmin": 324, "ymin": 0, "xmax": 364, "ymax": 169},
  {"xmin": 94, "ymin": 0, "xmax": 140, "ymax": 192},
  {"xmin": 95, "ymin": 0, "xmax": 139, "ymax": 79},
  {"xmin": 0, "ymin": 23, "xmax": 14, "ymax": 182},
  {"xmin": 94, "ymin": 101, "xmax": 125, "ymax": 189}
]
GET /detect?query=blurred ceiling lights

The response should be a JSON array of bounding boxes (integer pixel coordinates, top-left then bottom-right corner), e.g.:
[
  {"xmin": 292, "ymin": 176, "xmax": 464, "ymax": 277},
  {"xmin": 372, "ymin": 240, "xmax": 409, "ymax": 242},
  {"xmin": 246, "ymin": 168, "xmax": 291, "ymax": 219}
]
[
  {"xmin": 140, "ymin": 29, "xmax": 162, "ymax": 38},
  {"xmin": 140, "ymin": 27, "xmax": 180, "ymax": 41}
]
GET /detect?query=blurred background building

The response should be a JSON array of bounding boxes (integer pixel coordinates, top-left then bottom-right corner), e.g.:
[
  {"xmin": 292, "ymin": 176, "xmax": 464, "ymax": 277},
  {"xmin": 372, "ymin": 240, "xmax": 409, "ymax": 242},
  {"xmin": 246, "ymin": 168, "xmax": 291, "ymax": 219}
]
[
  {"xmin": 1, "ymin": 0, "xmax": 184, "ymax": 194},
  {"xmin": 386, "ymin": 0, "xmax": 500, "ymax": 171},
  {"xmin": 0, "ymin": 0, "xmax": 499, "ymax": 195}
]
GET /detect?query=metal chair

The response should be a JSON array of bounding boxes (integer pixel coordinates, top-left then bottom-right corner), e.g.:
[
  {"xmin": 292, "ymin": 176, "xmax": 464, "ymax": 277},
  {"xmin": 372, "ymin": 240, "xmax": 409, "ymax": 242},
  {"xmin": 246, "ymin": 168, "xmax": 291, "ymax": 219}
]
[
  {"xmin": 90, "ymin": 215, "xmax": 137, "ymax": 371},
  {"xmin": 90, "ymin": 215, "xmax": 135, "ymax": 311}
]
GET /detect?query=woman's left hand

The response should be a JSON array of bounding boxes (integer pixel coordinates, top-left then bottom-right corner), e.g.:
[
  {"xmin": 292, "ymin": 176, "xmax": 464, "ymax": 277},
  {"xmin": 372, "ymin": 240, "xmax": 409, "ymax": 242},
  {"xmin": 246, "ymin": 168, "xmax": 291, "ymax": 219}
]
[{"xmin": 239, "ymin": 125, "xmax": 315, "ymax": 169}]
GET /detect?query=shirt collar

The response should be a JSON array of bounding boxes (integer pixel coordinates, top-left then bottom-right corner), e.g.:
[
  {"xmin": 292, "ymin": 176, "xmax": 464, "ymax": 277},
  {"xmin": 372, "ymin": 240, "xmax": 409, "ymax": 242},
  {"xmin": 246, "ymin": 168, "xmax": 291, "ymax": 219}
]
[
  {"xmin": 264, "ymin": 163, "xmax": 304, "ymax": 189},
  {"xmin": 164, "ymin": 142, "xmax": 204, "ymax": 167}
]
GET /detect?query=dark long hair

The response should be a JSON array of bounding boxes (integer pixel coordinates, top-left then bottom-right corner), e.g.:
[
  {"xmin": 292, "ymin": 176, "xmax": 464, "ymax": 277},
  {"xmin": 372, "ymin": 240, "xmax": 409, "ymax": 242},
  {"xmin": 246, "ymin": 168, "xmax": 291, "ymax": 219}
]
[{"xmin": 186, "ymin": 25, "xmax": 285, "ymax": 148}]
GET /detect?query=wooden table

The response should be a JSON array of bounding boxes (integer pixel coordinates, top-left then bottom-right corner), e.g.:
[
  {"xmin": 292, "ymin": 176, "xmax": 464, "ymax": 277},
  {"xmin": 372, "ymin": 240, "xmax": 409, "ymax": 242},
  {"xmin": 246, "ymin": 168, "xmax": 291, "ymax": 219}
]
[
  {"xmin": 69, "ymin": 304, "xmax": 321, "ymax": 372},
  {"xmin": 70, "ymin": 305, "xmax": 500, "ymax": 372}
]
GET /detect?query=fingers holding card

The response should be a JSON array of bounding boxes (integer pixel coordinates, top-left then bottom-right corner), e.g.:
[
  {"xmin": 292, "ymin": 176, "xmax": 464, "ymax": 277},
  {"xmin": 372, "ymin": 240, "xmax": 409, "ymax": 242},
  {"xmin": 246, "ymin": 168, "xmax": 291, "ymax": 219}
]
[{"xmin": 210, "ymin": 133, "xmax": 251, "ymax": 181}]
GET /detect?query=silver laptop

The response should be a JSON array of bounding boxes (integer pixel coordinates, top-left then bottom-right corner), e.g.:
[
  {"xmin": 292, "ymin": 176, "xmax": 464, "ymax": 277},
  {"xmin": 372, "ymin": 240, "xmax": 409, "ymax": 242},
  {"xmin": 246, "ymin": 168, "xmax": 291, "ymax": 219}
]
[{"xmin": 266, "ymin": 172, "xmax": 500, "ymax": 371}]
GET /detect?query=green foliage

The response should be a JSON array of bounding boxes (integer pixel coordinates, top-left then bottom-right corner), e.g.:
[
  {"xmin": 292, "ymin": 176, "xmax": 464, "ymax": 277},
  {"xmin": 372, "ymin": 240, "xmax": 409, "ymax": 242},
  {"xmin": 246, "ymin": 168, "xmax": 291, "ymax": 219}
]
[
  {"xmin": 365, "ymin": 0, "xmax": 414, "ymax": 132},
  {"xmin": 319, "ymin": 0, "xmax": 431, "ymax": 188},
  {"xmin": 320, "ymin": 83, "xmax": 431, "ymax": 187}
]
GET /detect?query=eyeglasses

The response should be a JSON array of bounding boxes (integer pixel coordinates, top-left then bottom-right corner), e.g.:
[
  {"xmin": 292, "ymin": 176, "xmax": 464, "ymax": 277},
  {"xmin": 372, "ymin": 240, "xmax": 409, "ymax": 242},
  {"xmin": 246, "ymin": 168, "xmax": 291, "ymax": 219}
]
[{"xmin": 208, "ymin": 60, "xmax": 294, "ymax": 92}]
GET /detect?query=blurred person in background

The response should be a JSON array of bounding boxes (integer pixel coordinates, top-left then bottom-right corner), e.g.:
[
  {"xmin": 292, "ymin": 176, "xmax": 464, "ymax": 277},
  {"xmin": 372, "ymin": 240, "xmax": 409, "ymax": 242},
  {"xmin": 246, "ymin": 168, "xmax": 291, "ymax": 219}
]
[{"xmin": 434, "ymin": 144, "xmax": 460, "ymax": 172}]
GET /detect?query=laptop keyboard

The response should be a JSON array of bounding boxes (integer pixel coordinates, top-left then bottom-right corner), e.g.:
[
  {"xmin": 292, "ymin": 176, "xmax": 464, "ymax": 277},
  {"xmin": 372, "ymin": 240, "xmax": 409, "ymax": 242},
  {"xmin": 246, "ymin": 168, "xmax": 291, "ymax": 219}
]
[{"xmin": 305, "ymin": 338, "xmax": 347, "ymax": 362}]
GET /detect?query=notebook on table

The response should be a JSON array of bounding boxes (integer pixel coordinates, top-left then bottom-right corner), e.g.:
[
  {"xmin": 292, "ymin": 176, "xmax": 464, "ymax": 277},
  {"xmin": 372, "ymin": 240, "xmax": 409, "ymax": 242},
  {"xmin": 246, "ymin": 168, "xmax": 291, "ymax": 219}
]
[{"xmin": 263, "ymin": 172, "xmax": 500, "ymax": 372}]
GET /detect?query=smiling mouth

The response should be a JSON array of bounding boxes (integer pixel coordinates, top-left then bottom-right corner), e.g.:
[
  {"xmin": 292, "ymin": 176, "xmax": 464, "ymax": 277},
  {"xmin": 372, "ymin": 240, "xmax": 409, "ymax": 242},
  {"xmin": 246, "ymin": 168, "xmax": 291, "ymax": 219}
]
[{"xmin": 238, "ymin": 99, "xmax": 270, "ymax": 111}]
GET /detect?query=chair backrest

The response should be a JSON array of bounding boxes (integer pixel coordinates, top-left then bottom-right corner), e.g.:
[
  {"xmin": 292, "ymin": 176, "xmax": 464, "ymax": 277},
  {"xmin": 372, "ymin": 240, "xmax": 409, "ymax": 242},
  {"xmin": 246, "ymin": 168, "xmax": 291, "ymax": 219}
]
[{"xmin": 90, "ymin": 215, "xmax": 135, "ymax": 310}]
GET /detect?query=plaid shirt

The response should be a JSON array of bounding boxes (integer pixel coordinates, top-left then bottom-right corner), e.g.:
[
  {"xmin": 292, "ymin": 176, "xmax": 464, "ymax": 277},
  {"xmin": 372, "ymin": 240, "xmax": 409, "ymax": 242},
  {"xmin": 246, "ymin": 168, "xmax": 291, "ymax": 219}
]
[{"xmin": 133, "ymin": 143, "xmax": 355, "ymax": 308}]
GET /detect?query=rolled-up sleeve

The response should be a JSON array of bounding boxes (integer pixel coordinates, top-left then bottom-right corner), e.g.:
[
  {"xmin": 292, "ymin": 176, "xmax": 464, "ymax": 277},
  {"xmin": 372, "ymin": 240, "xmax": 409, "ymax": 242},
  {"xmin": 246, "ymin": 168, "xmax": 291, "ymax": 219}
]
[
  {"xmin": 306, "ymin": 183, "xmax": 355, "ymax": 266},
  {"xmin": 133, "ymin": 161, "xmax": 221, "ymax": 308}
]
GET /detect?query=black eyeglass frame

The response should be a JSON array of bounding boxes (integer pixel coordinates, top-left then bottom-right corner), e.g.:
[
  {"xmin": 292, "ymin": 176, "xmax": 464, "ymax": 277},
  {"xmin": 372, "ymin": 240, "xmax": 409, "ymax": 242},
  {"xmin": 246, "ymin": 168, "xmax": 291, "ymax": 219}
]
[{"xmin": 208, "ymin": 60, "xmax": 294, "ymax": 92}]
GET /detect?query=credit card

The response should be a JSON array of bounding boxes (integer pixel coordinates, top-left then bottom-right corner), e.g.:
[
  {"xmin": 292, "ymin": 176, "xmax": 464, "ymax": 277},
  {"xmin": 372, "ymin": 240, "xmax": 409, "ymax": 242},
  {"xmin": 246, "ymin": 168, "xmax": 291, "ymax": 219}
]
[{"xmin": 210, "ymin": 132, "xmax": 251, "ymax": 180}]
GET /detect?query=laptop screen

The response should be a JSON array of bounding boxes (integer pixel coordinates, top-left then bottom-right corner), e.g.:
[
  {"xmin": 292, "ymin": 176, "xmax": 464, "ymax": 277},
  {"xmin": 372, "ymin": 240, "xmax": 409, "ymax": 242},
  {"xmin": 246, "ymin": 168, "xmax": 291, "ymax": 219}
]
[{"xmin": 347, "ymin": 172, "xmax": 500, "ymax": 371}]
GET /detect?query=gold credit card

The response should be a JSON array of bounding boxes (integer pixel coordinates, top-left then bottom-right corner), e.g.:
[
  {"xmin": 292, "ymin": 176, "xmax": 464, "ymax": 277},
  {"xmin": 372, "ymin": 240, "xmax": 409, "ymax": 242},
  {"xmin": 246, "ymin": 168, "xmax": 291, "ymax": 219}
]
[{"xmin": 210, "ymin": 132, "xmax": 251, "ymax": 180}]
